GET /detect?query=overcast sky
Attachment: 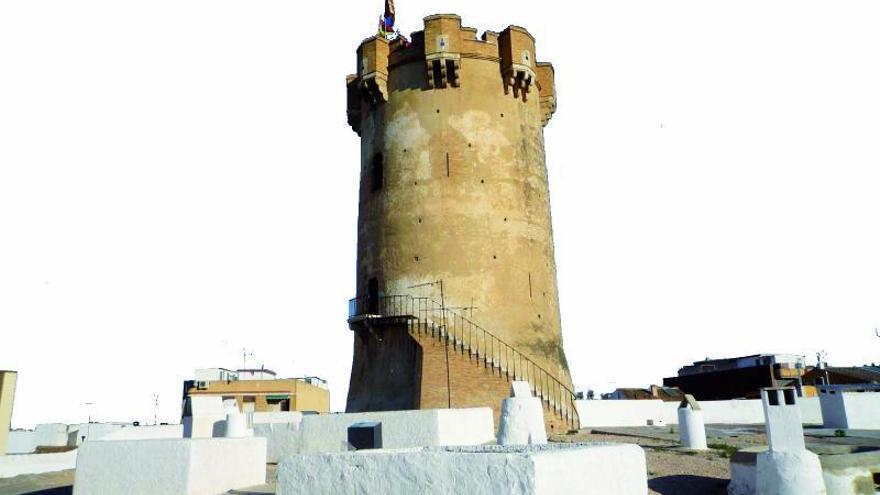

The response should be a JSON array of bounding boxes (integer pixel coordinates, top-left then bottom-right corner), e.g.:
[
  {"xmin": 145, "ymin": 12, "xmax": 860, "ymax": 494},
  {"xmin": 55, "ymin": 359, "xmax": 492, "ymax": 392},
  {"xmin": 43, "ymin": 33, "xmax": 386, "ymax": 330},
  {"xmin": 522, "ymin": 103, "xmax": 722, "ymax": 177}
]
[{"xmin": 1, "ymin": 0, "xmax": 878, "ymax": 428}]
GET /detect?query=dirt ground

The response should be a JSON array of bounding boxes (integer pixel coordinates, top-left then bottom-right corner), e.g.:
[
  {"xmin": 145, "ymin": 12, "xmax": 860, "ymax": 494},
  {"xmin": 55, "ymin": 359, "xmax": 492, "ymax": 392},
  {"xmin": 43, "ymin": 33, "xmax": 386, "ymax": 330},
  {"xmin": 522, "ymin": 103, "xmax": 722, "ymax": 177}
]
[{"xmin": 0, "ymin": 469, "xmax": 73, "ymax": 495}]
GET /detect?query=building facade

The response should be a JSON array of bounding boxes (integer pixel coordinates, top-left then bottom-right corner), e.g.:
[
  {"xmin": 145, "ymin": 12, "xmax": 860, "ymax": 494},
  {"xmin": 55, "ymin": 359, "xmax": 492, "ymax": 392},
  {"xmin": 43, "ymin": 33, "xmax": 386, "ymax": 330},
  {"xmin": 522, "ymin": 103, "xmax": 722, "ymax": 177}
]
[
  {"xmin": 0, "ymin": 370, "xmax": 17, "ymax": 455},
  {"xmin": 182, "ymin": 368, "xmax": 329, "ymax": 416},
  {"xmin": 345, "ymin": 13, "xmax": 577, "ymax": 431},
  {"xmin": 663, "ymin": 354, "xmax": 806, "ymax": 400}
]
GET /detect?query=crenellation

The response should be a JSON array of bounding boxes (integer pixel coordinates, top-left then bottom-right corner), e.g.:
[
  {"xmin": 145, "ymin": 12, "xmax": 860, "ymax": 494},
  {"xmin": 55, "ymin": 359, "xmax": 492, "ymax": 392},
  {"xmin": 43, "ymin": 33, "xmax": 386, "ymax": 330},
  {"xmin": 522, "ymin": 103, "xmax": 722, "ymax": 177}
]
[
  {"xmin": 535, "ymin": 62, "xmax": 556, "ymax": 126},
  {"xmin": 498, "ymin": 26, "xmax": 537, "ymax": 102},
  {"xmin": 347, "ymin": 15, "xmax": 554, "ymax": 123}
]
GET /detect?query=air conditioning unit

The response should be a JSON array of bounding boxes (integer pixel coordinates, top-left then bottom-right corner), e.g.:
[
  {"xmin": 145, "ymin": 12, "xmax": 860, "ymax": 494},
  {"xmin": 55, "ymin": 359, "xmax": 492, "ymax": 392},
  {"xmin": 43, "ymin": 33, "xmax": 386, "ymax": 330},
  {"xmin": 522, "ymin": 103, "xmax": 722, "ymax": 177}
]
[{"xmin": 195, "ymin": 380, "xmax": 209, "ymax": 390}]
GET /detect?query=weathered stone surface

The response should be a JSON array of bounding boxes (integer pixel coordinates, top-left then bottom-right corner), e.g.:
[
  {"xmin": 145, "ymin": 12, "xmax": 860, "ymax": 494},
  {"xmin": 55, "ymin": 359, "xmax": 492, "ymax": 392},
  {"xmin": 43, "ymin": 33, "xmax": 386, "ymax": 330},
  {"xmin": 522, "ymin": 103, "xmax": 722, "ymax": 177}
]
[
  {"xmin": 277, "ymin": 443, "xmax": 648, "ymax": 495},
  {"xmin": 345, "ymin": 14, "xmax": 573, "ymax": 425}
]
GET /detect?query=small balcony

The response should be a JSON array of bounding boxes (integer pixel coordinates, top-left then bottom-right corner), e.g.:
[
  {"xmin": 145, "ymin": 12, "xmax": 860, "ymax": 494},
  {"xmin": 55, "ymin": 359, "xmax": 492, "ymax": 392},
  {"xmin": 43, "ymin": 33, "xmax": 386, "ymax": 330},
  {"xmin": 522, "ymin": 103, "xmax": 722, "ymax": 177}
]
[{"xmin": 347, "ymin": 295, "xmax": 422, "ymax": 329}]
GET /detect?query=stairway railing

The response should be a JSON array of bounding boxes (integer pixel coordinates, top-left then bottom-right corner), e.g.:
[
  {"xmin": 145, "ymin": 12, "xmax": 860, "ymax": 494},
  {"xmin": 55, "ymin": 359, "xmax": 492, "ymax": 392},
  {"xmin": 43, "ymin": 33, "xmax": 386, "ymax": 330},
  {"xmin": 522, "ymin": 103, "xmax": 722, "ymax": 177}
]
[{"xmin": 348, "ymin": 294, "xmax": 580, "ymax": 430}]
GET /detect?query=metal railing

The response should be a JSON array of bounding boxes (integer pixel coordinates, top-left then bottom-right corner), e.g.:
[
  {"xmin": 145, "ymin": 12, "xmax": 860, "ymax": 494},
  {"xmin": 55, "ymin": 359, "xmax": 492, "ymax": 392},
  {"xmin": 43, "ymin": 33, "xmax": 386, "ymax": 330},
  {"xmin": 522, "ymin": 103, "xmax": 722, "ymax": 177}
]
[{"xmin": 348, "ymin": 294, "xmax": 580, "ymax": 430}]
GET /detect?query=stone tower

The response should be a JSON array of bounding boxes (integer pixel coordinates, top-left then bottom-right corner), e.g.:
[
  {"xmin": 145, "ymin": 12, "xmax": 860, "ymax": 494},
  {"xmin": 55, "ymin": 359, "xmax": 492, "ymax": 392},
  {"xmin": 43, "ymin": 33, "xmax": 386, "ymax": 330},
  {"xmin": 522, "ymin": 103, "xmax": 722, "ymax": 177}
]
[{"xmin": 345, "ymin": 13, "xmax": 577, "ymax": 430}]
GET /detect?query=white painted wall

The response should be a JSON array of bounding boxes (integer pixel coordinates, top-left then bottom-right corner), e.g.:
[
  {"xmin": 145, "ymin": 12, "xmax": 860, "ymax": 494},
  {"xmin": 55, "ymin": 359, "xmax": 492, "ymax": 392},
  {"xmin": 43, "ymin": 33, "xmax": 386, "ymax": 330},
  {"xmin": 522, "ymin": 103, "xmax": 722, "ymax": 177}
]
[
  {"xmin": 99, "ymin": 424, "xmax": 184, "ymax": 441},
  {"xmin": 73, "ymin": 437, "xmax": 266, "ymax": 495},
  {"xmin": 575, "ymin": 397, "xmax": 823, "ymax": 427},
  {"xmin": 819, "ymin": 388, "xmax": 880, "ymax": 430},
  {"xmin": 0, "ymin": 451, "xmax": 77, "ymax": 478},
  {"xmin": 837, "ymin": 392, "xmax": 880, "ymax": 430},
  {"xmin": 296, "ymin": 408, "xmax": 495, "ymax": 454},
  {"xmin": 576, "ymin": 400, "xmax": 668, "ymax": 427},
  {"xmin": 253, "ymin": 408, "xmax": 493, "ymax": 462},
  {"xmin": 277, "ymin": 444, "xmax": 647, "ymax": 495},
  {"xmin": 6, "ymin": 431, "xmax": 36, "ymax": 454},
  {"xmin": 66, "ymin": 423, "xmax": 124, "ymax": 445},
  {"xmin": 34, "ymin": 423, "xmax": 68, "ymax": 447}
]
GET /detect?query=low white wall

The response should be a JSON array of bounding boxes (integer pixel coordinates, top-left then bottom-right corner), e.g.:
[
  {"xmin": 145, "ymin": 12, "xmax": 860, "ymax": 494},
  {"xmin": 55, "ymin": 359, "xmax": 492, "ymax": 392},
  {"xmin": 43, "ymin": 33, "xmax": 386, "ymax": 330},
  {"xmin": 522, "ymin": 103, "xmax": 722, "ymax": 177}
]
[
  {"xmin": 73, "ymin": 437, "xmax": 266, "ymax": 495},
  {"xmin": 255, "ymin": 423, "xmax": 301, "ymax": 463},
  {"xmin": 254, "ymin": 408, "xmax": 494, "ymax": 461},
  {"xmin": 67, "ymin": 423, "xmax": 125, "ymax": 445},
  {"xmin": 6, "ymin": 431, "xmax": 36, "ymax": 454},
  {"xmin": 576, "ymin": 400, "xmax": 668, "ymax": 427},
  {"xmin": 0, "ymin": 451, "xmax": 77, "ymax": 478},
  {"xmin": 277, "ymin": 444, "xmax": 647, "ymax": 495},
  {"xmin": 821, "ymin": 389, "xmax": 880, "ymax": 430},
  {"xmin": 838, "ymin": 392, "xmax": 880, "ymax": 429},
  {"xmin": 576, "ymin": 397, "xmax": 822, "ymax": 427},
  {"xmin": 34, "ymin": 423, "xmax": 69, "ymax": 448},
  {"xmin": 296, "ymin": 408, "xmax": 495, "ymax": 454},
  {"xmin": 252, "ymin": 412, "xmax": 304, "ymax": 425},
  {"xmin": 99, "ymin": 424, "xmax": 184, "ymax": 441}
]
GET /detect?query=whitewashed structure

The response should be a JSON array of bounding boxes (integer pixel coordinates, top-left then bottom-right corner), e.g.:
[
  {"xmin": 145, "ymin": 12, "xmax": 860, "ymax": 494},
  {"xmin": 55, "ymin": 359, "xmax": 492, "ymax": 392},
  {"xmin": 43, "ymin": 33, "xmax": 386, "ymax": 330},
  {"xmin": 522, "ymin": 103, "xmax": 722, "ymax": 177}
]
[
  {"xmin": 576, "ymin": 396, "xmax": 824, "ymax": 428},
  {"xmin": 497, "ymin": 381, "xmax": 548, "ymax": 446},
  {"xmin": 73, "ymin": 437, "xmax": 266, "ymax": 495},
  {"xmin": 755, "ymin": 388, "xmax": 826, "ymax": 495},
  {"xmin": 677, "ymin": 395, "xmax": 708, "ymax": 450},
  {"xmin": 0, "ymin": 451, "xmax": 77, "ymax": 478},
  {"xmin": 277, "ymin": 444, "xmax": 648, "ymax": 495},
  {"xmin": 256, "ymin": 408, "xmax": 495, "ymax": 462},
  {"xmin": 818, "ymin": 385, "xmax": 880, "ymax": 430}
]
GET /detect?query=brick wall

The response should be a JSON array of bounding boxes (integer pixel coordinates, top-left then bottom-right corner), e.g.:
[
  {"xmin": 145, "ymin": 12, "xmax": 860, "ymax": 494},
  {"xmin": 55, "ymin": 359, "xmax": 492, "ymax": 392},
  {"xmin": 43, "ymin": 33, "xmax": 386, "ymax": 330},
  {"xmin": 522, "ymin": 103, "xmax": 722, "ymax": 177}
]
[{"xmin": 412, "ymin": 330, "xmax": 569, "ymax": 434}]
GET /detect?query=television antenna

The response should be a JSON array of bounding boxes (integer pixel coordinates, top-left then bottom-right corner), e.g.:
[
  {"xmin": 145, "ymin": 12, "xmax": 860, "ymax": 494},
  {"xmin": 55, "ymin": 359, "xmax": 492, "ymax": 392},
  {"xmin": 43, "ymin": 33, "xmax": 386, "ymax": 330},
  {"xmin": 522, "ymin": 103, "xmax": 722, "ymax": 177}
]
[{"xmin": 242, "ymin": 348, "xmax": 255, "ymax": 370}]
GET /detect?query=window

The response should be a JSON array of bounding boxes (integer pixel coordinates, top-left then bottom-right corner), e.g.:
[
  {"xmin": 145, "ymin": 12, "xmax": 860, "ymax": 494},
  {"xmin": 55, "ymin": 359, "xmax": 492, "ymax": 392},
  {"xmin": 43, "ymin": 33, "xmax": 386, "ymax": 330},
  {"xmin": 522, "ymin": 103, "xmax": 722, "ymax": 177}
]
[
  {"xmin": 371, "ymin": 153, "xmax": 383, "ymax": 192},
  {"xmin": 431, "ymin": 60, "xmax": 443, "ymax": 88}
]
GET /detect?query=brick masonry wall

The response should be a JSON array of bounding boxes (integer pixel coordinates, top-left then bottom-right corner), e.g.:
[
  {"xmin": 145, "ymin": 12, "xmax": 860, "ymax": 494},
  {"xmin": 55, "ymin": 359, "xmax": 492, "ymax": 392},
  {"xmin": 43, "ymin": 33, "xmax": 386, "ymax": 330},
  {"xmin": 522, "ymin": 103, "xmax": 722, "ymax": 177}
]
[{"xmin": 412, "ymin": 329, "xmax": 569, "ymax": 434}]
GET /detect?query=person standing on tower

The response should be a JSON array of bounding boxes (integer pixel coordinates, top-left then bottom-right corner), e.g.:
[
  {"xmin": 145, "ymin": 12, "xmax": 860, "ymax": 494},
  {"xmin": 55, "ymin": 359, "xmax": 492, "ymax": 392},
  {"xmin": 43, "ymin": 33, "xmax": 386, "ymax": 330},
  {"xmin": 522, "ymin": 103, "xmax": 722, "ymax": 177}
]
[{"xmin": 378, "ymin": 0, "xmax": 396, "ymax": 40}]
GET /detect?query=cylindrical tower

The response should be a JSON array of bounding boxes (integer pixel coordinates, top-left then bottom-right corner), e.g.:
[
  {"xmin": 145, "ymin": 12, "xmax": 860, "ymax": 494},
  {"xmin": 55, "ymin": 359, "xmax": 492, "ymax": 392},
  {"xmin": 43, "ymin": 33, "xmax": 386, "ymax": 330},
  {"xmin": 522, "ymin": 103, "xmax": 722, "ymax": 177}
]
[{"xmin": 345, "ymin": 14, "xmax": 575, "ymax": 430}]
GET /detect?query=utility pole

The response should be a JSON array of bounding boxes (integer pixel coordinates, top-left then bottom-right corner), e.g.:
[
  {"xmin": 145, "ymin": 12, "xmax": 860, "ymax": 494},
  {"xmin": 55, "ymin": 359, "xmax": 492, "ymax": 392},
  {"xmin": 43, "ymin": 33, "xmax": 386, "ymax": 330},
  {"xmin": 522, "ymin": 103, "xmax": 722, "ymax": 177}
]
[{"xmin": 153, "ymin": 394, "xmax": 159, "ymax": 426}]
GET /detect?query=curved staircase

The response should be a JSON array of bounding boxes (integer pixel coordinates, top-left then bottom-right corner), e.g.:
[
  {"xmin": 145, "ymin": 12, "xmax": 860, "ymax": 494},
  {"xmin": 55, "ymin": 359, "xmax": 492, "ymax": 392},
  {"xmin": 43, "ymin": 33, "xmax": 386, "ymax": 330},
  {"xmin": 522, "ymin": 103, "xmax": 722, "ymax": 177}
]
[{"xmin": 349, "ymin": 295, "xmax": 580, "ymax": 432}]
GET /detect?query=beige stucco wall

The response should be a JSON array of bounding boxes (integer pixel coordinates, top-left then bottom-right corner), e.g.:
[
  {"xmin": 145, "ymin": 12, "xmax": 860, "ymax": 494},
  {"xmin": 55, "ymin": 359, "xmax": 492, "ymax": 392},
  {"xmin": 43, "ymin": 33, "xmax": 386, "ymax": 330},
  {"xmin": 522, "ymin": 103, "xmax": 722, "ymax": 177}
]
[
  {"xmin": 346, "ymin": 15, "xmax": 571, "ymax": 411},
  {"xmin": 186, "ymin": 379, "xmax": 329, "ymax": 414},
  {"xmin": 0, "ymin": 371, "xmax": 18, "ymax": 455}
]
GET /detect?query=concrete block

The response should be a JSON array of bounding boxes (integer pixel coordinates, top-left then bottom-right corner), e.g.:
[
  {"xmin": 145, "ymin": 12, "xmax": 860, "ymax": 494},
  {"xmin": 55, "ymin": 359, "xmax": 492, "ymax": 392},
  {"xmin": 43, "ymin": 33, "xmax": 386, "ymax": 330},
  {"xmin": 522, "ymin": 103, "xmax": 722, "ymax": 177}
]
[
  {"xmin": 6, "ymin": 430, "xmax": 37, "ymax": 454},
  {"xmin": 255, "ymin": 422, "xmax": 302, "ymax": 463},
  {"xmin": 277, "ymin": 443, "xmax": 648, "ymax": 495},
  {"xmin": 510, "ymin": 381, "xmax": 532, "ymax": 398},
  {"xmin": 497, "ymin": 397, "xmax": 547, "ymax": 445},
  {"xmin": 295, "ymin": 408, "xmax": 494, "ymax": 454},
  {"xmin": 0, "ymin": 451, "xmax": 77, "ymax": 478},
  {"xmin": 73, "ymin": 437, "xmax": 266, "ymax": 495},
  {"xmin": 224, "ymin": 412, "xmax": 253, "ymax": 438},
  {"xmin": 762, "ymin": 388, "xmax": 806, "ymax": 452},
  {"xmin": 34, "ymin": 423, "xmax": 69, "ymax": 448},
  {"xmin": 756, "ymin": 450, "xmax": 826, "ymax": 495},
  {"xmin": 678, "ymin": 396, "xmax": 708, "ymax": 451},
  {"xmin": 99, "ymin": 424, "xmax": 184, "ymax": 441},
  {"xmin": 817, "ymin": 445, "xmax": 880, "ymax": 495},
  {"xmin": 819, "ymin": 385, "xmax": 880, "ymax": 430}
]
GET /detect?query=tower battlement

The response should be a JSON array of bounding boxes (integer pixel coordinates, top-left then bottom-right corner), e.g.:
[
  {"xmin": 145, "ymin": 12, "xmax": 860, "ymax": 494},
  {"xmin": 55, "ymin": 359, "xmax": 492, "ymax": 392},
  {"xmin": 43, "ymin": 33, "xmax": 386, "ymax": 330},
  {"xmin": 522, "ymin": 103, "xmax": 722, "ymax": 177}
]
[{"xmin": 347, "ymin": 14, "xmax": 556, "ymax": 135}]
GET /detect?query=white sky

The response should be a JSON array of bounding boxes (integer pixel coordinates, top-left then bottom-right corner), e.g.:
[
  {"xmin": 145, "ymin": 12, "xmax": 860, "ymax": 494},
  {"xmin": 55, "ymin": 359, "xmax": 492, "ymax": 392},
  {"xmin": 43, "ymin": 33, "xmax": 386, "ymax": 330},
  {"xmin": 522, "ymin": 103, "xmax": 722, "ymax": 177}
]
[{"xmin": 1, "ymin": 0, "xmax": 878, "ymax": 429}]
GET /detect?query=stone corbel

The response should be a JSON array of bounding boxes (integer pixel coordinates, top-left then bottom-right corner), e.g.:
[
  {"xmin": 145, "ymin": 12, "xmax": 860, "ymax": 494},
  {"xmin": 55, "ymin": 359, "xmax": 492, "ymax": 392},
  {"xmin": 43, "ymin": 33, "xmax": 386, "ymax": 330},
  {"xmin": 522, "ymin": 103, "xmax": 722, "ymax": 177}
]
[
  {"xmin": 503, "ymin": 64, "xmax": 534, "ymax": 102},
  {"xmin": 359, "ymin": 72, "xmax": 388, "ymax": 105},
  {"xmin": 425, "ymin": 53, "xmax": 461, "ymax": 89}
]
